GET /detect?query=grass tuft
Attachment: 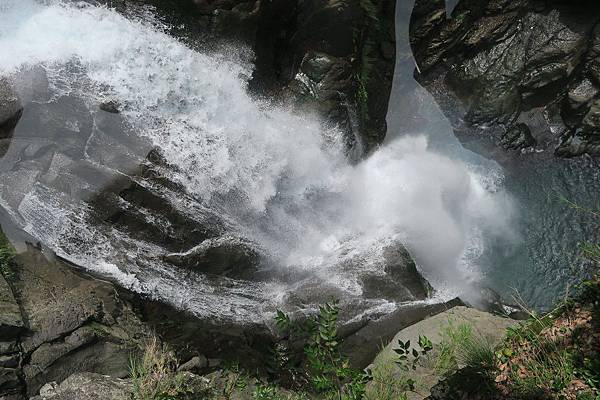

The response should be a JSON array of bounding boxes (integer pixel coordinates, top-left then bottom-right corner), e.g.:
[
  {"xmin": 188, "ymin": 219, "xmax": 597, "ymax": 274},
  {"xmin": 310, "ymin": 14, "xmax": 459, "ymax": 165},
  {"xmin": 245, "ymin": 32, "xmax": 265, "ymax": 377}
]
[
  {"xmin": 435, "ymin": 321, "xmax": 495, "ymax": 377},
  {"xmin": 130, "ymin": 336, "xmax": 208, "ymax": 400}
]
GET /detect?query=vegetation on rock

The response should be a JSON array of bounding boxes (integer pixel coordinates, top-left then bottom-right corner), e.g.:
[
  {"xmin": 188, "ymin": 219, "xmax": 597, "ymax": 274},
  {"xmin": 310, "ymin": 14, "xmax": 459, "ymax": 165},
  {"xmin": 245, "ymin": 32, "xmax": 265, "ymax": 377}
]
[
  {"xmin": 0, "ymin": 230, "xmax": 16, "ymax": 281},
  {"xmin": 428, "ymin": 236, "xmax": 600, "ymax": 399}
]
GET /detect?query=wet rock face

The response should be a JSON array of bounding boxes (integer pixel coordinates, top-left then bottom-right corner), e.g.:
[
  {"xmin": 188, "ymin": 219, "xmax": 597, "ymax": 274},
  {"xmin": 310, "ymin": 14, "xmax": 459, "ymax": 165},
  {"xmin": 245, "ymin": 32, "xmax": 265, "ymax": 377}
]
[
  {"xmin": 411, "ymin": 0, "xmax": 600, "ymax": 157},
  {"xmin": 500, "ymin": 123, "xmax": 536, "ymax": 150},
  {"xmin": 178, "ymin": 0, "xmax": 397, "ymax": 155},
  {"xmin": 95, "ymin": 0, "xmax": 396, "ymax": 155},
  {"xmin": 285, "ymin": 52, "xmax": 360, "ymax": 154},
  {"xmin": 164, "ymin": 235, "xmax": 260, "ymax": 279},
  {"xmin": 361, "ymin": 245, "xmax": 432, "ymax": 303},
  {"xmin": 0, "ymin": 80, "xmax": 23, "ymax": 141},
  {"xmin": 251, "ymin": 0, "xmax": 396, "ymax": 155}
]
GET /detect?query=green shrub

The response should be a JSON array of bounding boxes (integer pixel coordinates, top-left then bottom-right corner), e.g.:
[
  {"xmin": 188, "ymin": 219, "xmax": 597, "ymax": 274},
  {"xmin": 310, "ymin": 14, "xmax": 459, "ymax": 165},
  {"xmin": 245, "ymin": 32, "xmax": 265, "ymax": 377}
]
[{"xmin": 273, "ymin": 301, "xmax": 371, "ymax": 400}]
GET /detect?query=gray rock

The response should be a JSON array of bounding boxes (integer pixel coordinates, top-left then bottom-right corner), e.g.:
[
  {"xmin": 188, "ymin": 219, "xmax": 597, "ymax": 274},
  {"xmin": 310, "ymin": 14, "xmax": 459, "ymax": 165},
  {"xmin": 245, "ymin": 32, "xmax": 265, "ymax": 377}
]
[
  {"xmin": 0, "ymin": 367, "xmax": 21, "ymax": 392},
  {"xmin": 0, "ymin": 79, "xmax": 23, "ymax": 138},
  {"xmin": 9, "ymin": 65, "xmax": 50, "ymax": 103},
  {"xmin": 164, "ymin": 235, "xmax": 260, "ymax": 278},
  {"xmin": 367, "ymin": 306, "xmax": 518, "ymax": 399},
  {"xmin": 361, "ymin": 245, "xmax": 432, "ymax": 302},
  {"xmin": 0, "ymin": 342, "xmax": 19, "ymax": 355},
  {"xmin": 24, "ymin": 326, "xmax": 100, "ymax": 380},
  {"xmin": 285, "ymin": 52, "xmax": 357, "ymax": 154},
  {"xmin": 342, "ymin": 298, "xmax": 464, "ymax": 368},
  {"xmin": 0, "ymin": 273, "xmax": 23, "ymax": 398},
  {"xmin": 0, "ymin": 354, "xmax": 19, "ymax": 369},
  {"xmin": 589, "ymin": 27, "xmax": 600, "ymax": 85},
  {"xmin": 237, "ymin": 0, "xmax": 396, "ymax": 154},
  {"xmin": 582, "ymin": 99, "xmax": 600, "ymax": 133},
  {"xmin": 32, "ymin": 373, "xmax": 131, "ymax": 400},
  {"xmin": 567, "ymin": 79, "xmax": 598, "ymax": 109},
  {"xmin": 3, "ymin": 244, "xmax": 148, "ymax": 396},
  {"xmin": 500, "ymin": 123, "xmax": 536, "ymax": 150},
  {"xmin": 178, "ymin": 355, "xmax": 208, "ymax": 372},
  {"xmin": 99, "ymin": 100, "xmax": 120, "ymax": 114}
]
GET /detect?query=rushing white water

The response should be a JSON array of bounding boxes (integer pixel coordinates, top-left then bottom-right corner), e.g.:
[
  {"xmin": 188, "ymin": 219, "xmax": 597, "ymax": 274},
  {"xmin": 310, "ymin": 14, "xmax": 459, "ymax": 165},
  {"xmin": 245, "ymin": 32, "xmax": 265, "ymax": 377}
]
[{"xmin": 0, "ymin": 0, "xmax": 515, "ymax": 321}]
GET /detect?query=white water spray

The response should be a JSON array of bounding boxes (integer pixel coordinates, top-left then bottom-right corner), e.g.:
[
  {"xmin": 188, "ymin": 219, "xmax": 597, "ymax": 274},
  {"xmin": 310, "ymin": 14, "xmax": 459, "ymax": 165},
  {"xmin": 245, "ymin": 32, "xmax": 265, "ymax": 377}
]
[{"xmin": 0, "ymin": 0, "xmax": 515, "ymax": 320}]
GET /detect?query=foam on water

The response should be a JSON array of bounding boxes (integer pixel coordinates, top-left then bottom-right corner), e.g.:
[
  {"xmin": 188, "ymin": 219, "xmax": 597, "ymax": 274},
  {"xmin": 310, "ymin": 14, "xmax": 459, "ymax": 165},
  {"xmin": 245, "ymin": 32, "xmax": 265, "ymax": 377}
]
[{"xmin": 0, "ymin": 0, "xmax": 516, "ymax": 320}]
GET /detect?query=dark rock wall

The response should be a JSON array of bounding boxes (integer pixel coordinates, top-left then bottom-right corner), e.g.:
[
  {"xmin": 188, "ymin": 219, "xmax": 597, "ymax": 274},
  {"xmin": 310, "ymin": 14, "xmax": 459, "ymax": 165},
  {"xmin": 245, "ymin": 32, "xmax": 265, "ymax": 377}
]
[
  {"xmin": 0, "ymin": 80, "xmax": 22, "ymax": 157},
  {"xmin": 223, "ymin": 0, "xmax": 398, "ymax": 156},
  {"xmin": 410, "ymin": 0, "xmax": 600, "ymax": 157}
]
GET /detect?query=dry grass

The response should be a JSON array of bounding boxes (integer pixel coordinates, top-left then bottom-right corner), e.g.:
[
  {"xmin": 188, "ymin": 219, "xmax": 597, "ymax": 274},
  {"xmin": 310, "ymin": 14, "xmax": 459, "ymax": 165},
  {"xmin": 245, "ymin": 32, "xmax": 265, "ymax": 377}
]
[{"xmin": 130, "ymin": 336, "xmax": 197, "ymax": 400}]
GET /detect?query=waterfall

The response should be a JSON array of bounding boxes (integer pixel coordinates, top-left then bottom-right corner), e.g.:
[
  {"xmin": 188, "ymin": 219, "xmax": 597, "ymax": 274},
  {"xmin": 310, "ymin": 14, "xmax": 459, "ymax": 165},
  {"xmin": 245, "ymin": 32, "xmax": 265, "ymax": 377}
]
[{"xmin": 0, "ymin": 0, "xmax": 515, "ymax": 321}]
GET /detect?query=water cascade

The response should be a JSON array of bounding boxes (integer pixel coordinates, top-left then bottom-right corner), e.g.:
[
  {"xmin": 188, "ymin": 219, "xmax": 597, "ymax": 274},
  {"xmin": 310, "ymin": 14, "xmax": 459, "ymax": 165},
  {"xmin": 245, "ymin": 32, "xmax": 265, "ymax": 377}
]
[{"xmin": 0, "ymin": 0, "xmax": 516, "ymax": 322}]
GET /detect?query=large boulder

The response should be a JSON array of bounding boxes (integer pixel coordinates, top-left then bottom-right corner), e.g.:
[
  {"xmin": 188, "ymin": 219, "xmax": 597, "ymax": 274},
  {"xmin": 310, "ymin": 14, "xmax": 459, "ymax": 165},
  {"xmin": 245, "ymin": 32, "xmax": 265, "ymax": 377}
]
[
  {"xmin": 164, "ymin": 235, "xmax": 260, "ymax": 278},
  {"xmin": 31, "ymin": 373, "xmax": 131, "ymax": 400},
  {"xmin": 367, "ymin": 306, "xmax": 518, "ymax": 399},
  {"xmin": 15, "ymin": 247, "xmax": 148, "ymax": 396},
  {"xmin": 361, "ymin": 245, "xmax": 432, "ymax": 303}
]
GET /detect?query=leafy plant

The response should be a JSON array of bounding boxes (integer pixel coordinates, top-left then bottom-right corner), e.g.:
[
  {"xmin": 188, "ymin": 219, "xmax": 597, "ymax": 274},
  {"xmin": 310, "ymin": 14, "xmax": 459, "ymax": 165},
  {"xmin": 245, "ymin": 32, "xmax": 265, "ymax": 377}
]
[
  {"xmin": 355, "ymin": 40, "xmax": 377, "ymax": 123},
  {"xmin": 496, "ymin": 288, "xmax": 599, "ymax": 399},
  {"xmin": 252, "ymin": 383, "xmax": 285, "ymax": 400},
  {"xmin": 273, "ymin": 301, "xmax": 372, "ymax": 400},
  {"xmin": 391, "ymin": 335, "xmax": 432, "ymax": 391}
]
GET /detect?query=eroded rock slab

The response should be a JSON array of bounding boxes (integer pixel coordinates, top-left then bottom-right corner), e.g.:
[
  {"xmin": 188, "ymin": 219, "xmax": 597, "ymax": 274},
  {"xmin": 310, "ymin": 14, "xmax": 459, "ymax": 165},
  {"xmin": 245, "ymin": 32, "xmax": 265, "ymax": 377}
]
[
  {"xmin": 164, "ymin": 235, "xmax": 260, "ymax": 278},
  {"xmin": 31, "ymin": 373, "xmax": 131, "ymax": 400},
  {"xmin": 0, "ymin": 239, "xmax": 149, "ymax": 398}
]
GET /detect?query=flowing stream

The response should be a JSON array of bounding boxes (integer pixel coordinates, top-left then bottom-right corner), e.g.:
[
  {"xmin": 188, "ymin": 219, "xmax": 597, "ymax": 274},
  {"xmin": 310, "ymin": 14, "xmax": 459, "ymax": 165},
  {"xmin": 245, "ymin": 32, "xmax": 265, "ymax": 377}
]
[{"xmin": 0, "ymin": 0, "xmax": 592, "ymax": 324}]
